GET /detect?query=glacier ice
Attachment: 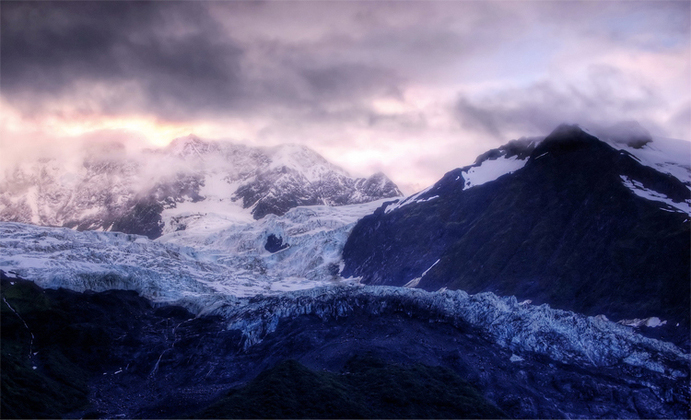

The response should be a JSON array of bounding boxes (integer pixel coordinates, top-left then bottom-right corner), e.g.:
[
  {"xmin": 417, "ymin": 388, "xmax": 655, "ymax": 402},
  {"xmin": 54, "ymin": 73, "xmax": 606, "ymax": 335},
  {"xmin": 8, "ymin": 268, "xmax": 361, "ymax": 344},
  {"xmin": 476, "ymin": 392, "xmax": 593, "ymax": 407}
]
[
  {"xmin": 0, "ymin": 199, "xmax": 388, "ymax": 300},
  {"xmin": 208, "ymin": 285, "xmax": 689, "ymax": 377}
]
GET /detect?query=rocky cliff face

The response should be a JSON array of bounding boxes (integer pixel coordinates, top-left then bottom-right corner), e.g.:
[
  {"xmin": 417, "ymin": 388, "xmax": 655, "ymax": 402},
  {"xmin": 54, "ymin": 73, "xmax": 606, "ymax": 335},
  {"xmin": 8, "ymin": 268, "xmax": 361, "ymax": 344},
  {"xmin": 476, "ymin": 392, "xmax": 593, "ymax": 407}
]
[{"xmin": 0, "ymin": 136, "xmax": 402, "ymax": 239}]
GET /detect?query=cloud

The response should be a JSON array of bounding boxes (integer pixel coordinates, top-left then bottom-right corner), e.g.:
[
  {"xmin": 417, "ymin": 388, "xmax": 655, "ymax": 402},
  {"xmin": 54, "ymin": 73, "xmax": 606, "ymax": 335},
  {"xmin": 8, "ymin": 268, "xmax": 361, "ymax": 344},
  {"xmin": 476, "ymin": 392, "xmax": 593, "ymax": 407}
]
[
  {"xmin": 0, "ymin": 1, "xmax": 411, "ymax": 122},
  {"xmin": 1, "ymin": 1, "xmax": 689, "ymax": 193},
  {"xmin": 1, "ymin": 2, "xmax": 250, "ymax": 119},
  {"xmin": 453, "ymin": 63, "xmax": 681, "ymax": 140}
]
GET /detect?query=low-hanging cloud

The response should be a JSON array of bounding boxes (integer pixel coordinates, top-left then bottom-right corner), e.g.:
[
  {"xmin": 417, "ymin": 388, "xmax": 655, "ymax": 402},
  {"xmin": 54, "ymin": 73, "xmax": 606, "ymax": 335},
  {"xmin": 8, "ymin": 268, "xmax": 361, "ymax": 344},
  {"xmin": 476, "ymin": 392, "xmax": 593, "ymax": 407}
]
[{"xmin": 454, "ymin": 64, "xmax": 676, "ymax": 140}]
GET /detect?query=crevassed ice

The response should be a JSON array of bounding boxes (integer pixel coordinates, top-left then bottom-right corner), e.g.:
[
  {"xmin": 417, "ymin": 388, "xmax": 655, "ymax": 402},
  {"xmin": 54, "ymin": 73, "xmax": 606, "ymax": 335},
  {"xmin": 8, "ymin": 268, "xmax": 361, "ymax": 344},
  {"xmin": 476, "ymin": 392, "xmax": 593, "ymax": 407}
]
[
  {"xmin": 212, "ymin": 285, "xmax": 688, "ymax": 375},
  {"xmin": 0, "ymin": 199, "xmax": 389, "ymax": 301}
]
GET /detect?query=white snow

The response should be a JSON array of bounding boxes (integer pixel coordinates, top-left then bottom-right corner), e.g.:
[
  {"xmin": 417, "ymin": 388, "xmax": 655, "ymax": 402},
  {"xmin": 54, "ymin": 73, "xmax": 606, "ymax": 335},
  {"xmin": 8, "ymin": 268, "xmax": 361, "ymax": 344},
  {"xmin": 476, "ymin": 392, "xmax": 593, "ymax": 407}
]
[
  {"xmin": 421, "ymin": 259, "xmax": 440, "ymax": 277},
  {"xmin": 417, "ymin": 195, "xmax": 439, "ymax": 203},
  {"xmin": 620, "ymin": 175, "xmax": 691, "ymax": 214},
  {"xmin": 618, "ymin": 317, "xmax": 668, "ymax": 328},
  {"xmin": 384, "ymin": 185, "xmax": 433, "ymax": 214},
  {"xmin": 265, "ymin": 144, "xmax": 350, "ymax": 183},
  {"xmin": 461, "ymin": 156, "xmax": 528, "ymax": 190},
  {"xmin": 403, "ymin": 277, "xmax": 421, "ymax": 288},
  {"xmin": 403, "ymin": 259, "xmax": 439, "ymax": 288},
  {"xmin": 0, "ymin": 137, "xmax": 398, "ymax": 234},
  {"xmin": 510, "ymin": 354, "xmax": 524, "ymax": 363},
  {"xmin": 608, "ymin": 136, "xmax": 691, "ymax": 186}
]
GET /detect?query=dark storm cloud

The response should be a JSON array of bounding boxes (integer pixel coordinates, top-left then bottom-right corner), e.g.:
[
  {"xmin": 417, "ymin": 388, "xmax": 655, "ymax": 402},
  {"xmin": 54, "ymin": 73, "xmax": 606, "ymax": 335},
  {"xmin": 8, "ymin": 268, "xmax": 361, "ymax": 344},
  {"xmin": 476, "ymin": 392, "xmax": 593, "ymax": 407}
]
[
  {"xmin": 301, "ymin": 64, "xmax": 402, "ymax": 101},
  {"xmin": 0, "ymin": 1, "xmax": 412, "ymax": 121},
  {"xmin": 1, "ymin": 1, "xmax": 249, "ymax": 118},
  {"xmin": 454, "ymin": 66, "xmax": 667, "ymax": 140},
  {"xmin": 2, "ymin": 2, "xmax": 689, "ymax": 150}
]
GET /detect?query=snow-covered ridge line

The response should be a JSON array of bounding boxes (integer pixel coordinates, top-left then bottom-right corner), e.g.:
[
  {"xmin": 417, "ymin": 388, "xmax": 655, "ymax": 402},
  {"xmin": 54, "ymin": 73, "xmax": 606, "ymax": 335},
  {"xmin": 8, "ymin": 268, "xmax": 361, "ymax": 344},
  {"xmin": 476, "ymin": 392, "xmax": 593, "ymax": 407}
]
[{"xmin": 193, "ymin": 285, "xmax": 688, "ymax": 376}]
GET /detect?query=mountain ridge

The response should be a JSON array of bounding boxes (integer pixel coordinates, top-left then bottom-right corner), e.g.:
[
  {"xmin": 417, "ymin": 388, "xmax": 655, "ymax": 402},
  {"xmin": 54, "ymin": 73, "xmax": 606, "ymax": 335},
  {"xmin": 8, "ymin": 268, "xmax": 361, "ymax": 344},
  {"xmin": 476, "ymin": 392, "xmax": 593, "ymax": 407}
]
[{"xmin": 0, "ymin": 136, "xmax": 402, "ymax": 239}]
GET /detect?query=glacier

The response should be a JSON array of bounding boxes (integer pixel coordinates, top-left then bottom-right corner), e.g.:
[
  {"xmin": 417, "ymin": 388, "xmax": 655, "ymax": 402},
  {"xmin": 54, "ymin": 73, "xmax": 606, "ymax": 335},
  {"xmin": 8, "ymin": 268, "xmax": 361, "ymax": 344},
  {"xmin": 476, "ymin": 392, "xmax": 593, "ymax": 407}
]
[
  {"xmin": 208, "ymin": 285, "xmax": 689, "ymax": 377},
  {"xmin": 0, "ymin": 199, "xmax": 388, "ymax": 299}
]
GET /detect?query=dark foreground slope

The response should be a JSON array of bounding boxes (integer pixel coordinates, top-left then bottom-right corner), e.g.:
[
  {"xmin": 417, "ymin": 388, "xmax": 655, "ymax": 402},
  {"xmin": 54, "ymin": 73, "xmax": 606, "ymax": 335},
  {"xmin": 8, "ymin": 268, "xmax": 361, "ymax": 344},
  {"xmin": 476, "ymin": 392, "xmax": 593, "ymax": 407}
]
[
  {"xmin": 342, "ymin": 125, "xmax": 690, "ymax": 346},
  {"xmin": 194, "ymin": 358, "xmax": 506, "ymax": 419},
  {"xmin": 2, "ymin": 273, "xmax": 689, "ymax": 419}
]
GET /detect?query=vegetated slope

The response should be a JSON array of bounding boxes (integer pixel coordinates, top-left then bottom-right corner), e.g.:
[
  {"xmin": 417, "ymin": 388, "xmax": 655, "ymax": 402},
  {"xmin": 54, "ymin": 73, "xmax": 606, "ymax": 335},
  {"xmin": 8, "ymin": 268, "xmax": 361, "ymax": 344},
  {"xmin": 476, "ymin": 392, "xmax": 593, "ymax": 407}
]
[
  {"xmin": 193, "ymin": 358, "xmax": 506, "ymax": 419},
  {"xmin": 3, "ymin": 272, "xmax": 689, "ymax": 419},
  {"xmin": 342, "ymin": 125, "xmax": 691, "ymax": 347},
  {"xmin": 0, "ymin": 136, "xmax": 401, "ymax": 239}
]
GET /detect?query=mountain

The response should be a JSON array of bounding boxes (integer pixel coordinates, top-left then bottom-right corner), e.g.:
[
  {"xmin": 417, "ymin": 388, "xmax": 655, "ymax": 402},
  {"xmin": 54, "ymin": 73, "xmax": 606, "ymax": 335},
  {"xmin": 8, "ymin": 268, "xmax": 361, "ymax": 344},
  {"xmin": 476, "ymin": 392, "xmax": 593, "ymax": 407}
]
[
  {"xmin": 2, "ymin": 123, "xmax": 690, "ymax": 419},
  {"xmin": 342, "ymin": 125, "xmax": 691, "ymax": 347},
  {"xmin": 0, "ymin": 136, "xmax": 402, "ymax": 239}
]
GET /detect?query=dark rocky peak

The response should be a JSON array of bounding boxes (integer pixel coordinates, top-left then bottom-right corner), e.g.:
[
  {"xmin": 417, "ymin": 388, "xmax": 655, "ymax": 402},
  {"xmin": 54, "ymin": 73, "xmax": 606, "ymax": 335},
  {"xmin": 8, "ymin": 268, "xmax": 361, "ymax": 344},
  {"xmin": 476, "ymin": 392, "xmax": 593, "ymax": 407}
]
[
  {"xmin": 264, "ymin": 234, "xmax": 289, "ymax": 253},
  {"xmin": 356, "ymin": 172, "xmax": 402, "ymax": 197},
  {"xmin": 343, "ymin": 123, "xmax": 690, "ymax": 345},
  {"xmin": 474, "ymin": 136, "xmax": 542, "ymax": 165},
  {"xmin": 531, "ymin": 124, "xmax": 612, "ymax": 158}
]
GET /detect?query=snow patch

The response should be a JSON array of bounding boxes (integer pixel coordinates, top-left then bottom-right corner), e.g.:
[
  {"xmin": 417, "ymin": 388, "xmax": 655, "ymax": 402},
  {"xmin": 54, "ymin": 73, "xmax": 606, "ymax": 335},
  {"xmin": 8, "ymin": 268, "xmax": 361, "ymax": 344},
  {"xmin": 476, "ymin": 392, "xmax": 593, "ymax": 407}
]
[
  {"xmin": 421, "ymin": 259, "xmax": 440, "ymax": 277},
  {"xmin": 384, "ymin": 185, "xmax": 433, "ymax": 214},
  {"xmin": 619, "ymin": 317, "xmax": 668, "ymax": 328},
  {"xmin": 403, "ymin": 259, "xmax": 439, "ymax": 288},
  {"xmin": 510, "ymin": 354, "xmax": 524, "ymax": 363},
  {"xmin": 608, "ymin": 136, "xmax": 691, "ymax": 186},
  {"xmin": 462, "ymin": 156, "xmax": 527, "ymax": 190},
  {"xmin": 403, "ymin": 277, "xmax": 421, "ymax": 288},
  {"xmin": 417, "ymin": 195, "xmax": 439, "ymax": 203},
  {"xmin": 620, "ymin": 175, "xmax": 691, "ymax": 214}
]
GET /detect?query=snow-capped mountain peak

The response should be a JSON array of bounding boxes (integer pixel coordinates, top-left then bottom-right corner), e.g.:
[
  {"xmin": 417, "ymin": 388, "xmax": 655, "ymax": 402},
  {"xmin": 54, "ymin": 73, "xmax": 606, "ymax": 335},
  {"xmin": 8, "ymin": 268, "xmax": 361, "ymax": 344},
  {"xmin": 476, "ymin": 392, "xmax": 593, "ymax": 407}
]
[{"xmin": 0, "ymin": 136, "xmax": 402, "ymax": 238}]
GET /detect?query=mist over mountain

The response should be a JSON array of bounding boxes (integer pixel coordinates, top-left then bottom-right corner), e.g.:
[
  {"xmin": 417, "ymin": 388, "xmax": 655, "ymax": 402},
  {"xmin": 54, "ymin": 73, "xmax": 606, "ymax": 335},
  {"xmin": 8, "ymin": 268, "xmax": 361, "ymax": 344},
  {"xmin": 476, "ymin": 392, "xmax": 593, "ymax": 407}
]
[{"xmin": 0, "ymin": 136, "xmax": 402, "ymax": 239}]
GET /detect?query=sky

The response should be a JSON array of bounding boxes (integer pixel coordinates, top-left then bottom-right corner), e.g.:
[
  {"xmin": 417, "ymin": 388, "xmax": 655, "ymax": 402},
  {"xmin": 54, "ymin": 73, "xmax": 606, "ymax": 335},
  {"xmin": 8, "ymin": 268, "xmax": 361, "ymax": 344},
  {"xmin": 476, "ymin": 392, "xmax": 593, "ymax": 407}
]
[{"xmin": 1, "ymin": 1, "xmax": 689, "ymax": 193}]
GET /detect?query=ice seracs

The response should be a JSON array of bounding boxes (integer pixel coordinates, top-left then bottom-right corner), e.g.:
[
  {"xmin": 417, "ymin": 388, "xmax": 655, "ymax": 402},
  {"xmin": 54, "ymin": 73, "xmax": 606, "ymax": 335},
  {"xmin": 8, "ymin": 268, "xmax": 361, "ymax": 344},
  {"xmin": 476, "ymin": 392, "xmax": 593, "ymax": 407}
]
[
  {"xmin": 0, "ymin": 199, "xmax": 389, "ymax": 301},
  {"xmin": 216, "ymin": 285, "xmax": 689, "ymax": 376}
]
